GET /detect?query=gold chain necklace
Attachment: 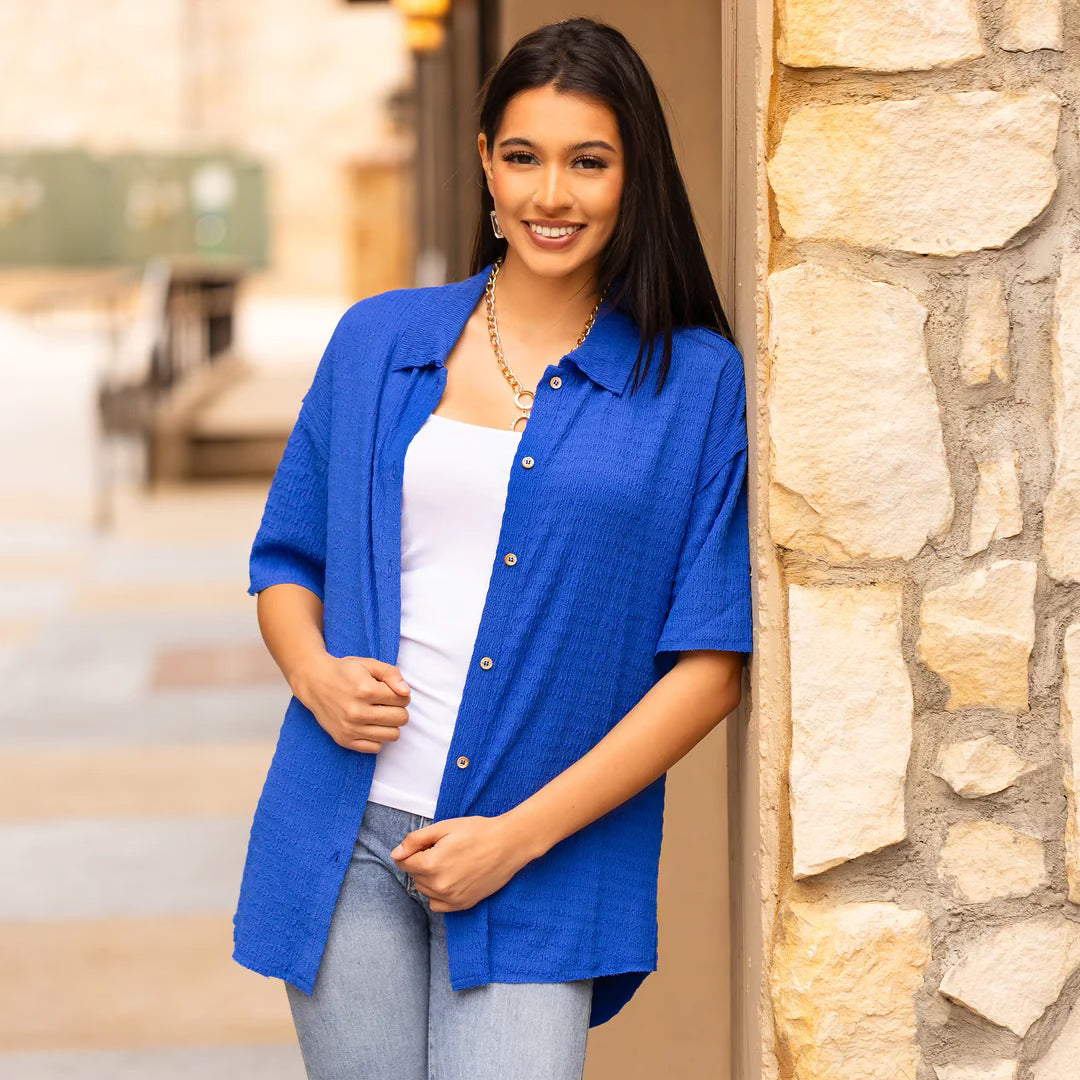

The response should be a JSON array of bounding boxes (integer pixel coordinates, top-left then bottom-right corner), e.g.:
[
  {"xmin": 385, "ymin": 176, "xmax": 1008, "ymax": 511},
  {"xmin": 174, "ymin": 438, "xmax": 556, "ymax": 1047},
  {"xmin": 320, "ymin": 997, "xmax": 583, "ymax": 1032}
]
[{"xmin": 485, "ymin": 258, "xmax": 606, "ymax": 432}]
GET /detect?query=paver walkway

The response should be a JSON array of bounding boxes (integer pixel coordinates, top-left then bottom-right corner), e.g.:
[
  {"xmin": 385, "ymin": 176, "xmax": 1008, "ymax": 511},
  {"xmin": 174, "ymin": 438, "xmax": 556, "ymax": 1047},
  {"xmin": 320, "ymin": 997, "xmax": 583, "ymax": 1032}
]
[
  {"xmin": 0, "ymin": 483, "xmax": 307, "ymax": 1078},
  {"xmin": 0, "ymin": 304, "xmax": 308, "ymax": 1076}
]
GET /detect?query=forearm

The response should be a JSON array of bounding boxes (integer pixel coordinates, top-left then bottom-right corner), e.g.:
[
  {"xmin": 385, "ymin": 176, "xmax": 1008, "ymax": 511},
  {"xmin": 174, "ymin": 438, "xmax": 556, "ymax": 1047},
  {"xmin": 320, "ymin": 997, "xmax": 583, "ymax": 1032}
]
[
  {"xmin": 501, "ymin": 651, "xmax": 745, "ymax": 862},
  {"xmin": 255, "ymin": 583, "xmax": 330, "ymax": 699}
]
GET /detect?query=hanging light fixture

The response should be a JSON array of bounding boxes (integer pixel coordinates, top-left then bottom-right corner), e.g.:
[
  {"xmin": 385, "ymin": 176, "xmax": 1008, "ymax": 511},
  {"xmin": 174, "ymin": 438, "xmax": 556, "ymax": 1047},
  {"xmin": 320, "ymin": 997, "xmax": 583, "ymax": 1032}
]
[{"xmin": 391, "ymin": 0, "xmax": 451, "ymax": 53}]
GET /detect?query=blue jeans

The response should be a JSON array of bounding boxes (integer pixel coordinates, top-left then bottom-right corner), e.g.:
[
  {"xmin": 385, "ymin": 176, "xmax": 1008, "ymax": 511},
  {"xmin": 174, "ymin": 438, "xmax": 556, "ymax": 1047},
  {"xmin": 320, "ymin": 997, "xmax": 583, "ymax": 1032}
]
[{"xmin": 285, "ymin": 799, "xmax": 593, "ymax": 1079}]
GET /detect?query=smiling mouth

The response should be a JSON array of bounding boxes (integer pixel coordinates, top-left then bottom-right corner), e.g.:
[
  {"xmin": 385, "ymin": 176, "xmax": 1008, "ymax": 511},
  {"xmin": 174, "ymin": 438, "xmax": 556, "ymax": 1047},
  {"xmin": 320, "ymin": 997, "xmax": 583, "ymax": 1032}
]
[{"xmin": 525, "ymin": 222, "xmax": 586, "ymax": 238}]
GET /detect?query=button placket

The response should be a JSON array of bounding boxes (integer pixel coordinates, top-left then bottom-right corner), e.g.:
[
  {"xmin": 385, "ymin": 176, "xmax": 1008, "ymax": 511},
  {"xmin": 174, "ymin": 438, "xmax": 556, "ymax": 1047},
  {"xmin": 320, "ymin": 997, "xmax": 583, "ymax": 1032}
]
[{"xmin": 435, "ymin": 364, "xmax": 567, "ymax": 822}]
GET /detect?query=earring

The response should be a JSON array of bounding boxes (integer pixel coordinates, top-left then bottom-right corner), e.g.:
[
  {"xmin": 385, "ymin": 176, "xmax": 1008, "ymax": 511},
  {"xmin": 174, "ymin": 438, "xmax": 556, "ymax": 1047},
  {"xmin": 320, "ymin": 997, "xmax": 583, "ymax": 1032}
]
[{"xmin": 490, "ymin": 209, "xmax": 504, "ymax": 239}]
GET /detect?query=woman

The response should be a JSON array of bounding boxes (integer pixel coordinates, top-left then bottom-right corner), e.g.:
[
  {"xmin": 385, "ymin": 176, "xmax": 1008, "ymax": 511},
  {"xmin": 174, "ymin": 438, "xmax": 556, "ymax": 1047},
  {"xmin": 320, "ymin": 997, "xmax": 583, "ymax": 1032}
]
[{"xmin": 234, "ymin": 16, "xmax": 752, "ymax": 1080}]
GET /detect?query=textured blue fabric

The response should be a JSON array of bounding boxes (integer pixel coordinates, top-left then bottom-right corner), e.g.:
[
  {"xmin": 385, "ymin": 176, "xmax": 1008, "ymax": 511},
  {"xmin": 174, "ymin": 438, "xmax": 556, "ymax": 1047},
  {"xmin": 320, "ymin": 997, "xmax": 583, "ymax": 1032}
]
[{"xmin": 233, "ymin": 262, "xmax": 753, "ymax": 1028}]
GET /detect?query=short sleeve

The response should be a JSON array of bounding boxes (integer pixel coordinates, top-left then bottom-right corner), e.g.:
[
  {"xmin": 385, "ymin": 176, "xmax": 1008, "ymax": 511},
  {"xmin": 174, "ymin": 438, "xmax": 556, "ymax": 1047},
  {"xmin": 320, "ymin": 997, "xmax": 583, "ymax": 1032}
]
[
  {"xmin": 246, "ymin": 326, "xmax": 336, "ymax": 600},
  {"xmin": 653, "ymin": 339, "xmax": 753, "ymax": 663},
  {"xmin": 653, "ymin": 446, "xmax": 753, "ymax": 662}
]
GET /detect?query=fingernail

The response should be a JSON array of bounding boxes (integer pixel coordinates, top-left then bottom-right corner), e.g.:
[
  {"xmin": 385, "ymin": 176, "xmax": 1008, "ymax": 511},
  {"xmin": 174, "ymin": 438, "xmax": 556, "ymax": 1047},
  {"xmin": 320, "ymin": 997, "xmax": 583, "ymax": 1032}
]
[
  {"xmin": 391, "ymin": 845, "xmax": 403, "ymax": 857},
  {"xmin": 397, "ymin": 681, "xmax": 410, "ymax": 693}
]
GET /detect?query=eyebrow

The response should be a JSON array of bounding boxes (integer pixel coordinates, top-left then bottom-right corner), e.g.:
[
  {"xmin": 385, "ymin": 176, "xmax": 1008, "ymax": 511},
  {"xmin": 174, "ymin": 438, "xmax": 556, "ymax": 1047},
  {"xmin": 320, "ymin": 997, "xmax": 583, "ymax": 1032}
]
[{"xmin": 497, "ymin": 137, "xmax": 618, "ymax": 154}]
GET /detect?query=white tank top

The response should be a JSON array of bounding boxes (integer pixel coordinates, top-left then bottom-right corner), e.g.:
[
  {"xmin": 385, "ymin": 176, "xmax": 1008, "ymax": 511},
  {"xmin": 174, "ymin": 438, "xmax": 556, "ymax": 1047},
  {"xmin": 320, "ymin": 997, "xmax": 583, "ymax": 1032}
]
[{"xmin": 368, "ymin": 410, "xmax": 523, "ymax": 818}]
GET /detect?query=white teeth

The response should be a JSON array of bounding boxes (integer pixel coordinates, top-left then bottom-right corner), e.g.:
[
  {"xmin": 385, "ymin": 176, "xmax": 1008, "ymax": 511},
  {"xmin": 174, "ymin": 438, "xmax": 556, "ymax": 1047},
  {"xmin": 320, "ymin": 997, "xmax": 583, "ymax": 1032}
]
[{"xmin": 529, "ymin": 223, "xmax": 583, "ymax": 238}]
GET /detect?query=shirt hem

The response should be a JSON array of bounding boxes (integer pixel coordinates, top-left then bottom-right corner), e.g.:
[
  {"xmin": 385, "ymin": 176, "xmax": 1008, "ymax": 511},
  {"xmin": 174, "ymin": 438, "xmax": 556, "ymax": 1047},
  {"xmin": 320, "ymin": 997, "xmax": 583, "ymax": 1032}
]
[
  {"xmin": 453, "ymin": 957, "xmax": 657, "ymax": 985},
  {"xmin": 449, "ymin": 959, "xmax": 655, "ymax": 1027},
  {"xmin": 654, "ymin": 636, "xmax": 753, "ymax": 657},
  {"xmin": 232, "ymin": 944, "xmax": 315, "ymax": 997},
  {"xmin": 247, "ymin": 572, "xmax": 325, "ymax": 602},
  {"xmin": 367, "ymin": 783, "xmax": 437, "ymax": 820}
]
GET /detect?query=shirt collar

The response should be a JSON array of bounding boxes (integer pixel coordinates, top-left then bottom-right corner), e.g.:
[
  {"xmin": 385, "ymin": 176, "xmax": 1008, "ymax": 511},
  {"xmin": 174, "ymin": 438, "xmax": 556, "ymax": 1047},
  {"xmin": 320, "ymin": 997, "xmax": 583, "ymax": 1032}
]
[{"xmin": 392, "ymin": 262, "xmax": 642, "ymax": 396}]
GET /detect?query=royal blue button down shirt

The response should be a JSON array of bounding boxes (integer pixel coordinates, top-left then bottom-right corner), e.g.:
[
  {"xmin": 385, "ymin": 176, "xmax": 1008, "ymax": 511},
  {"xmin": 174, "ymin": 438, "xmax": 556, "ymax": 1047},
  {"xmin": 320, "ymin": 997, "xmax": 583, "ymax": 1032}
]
[{"xmin": 233, "ymin": 262, "xmax": 753, "ymax": 1028}]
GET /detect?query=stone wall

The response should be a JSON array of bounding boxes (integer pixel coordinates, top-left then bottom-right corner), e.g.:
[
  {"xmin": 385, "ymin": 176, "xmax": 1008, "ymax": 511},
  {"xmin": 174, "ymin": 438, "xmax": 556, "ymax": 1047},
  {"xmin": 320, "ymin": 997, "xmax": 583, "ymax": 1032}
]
[{"xmin": 764, "ymin": 1, "xmax": 1080, "ymax": 1076}]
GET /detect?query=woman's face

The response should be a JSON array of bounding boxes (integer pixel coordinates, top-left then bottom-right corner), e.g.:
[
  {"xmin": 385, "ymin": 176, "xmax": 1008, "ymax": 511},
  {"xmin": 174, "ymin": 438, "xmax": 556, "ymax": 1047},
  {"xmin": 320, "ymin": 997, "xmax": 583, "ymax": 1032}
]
[{"xmin": 478, "ymin": 84, "xmax": 624, "ymax": 283}]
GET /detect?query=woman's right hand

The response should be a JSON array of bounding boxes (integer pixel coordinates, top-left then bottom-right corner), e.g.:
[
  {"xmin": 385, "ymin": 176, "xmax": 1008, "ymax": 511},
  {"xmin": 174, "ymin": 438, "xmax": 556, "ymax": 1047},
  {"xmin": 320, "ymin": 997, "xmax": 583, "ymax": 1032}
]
[
  {"xmin": 253, "ymin": 584, "xmax": 410, "ymax": 753},
  {"xmin": 292, "ymin": 653, "xmax": 412, "ymax": 753}
]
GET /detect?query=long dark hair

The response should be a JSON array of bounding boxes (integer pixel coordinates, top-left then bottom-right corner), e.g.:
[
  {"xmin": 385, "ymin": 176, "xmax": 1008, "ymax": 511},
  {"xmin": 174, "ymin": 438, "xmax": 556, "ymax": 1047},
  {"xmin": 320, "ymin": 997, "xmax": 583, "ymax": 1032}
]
[{"xmin": 469, "ymin": 16, "xmax": 735, "ymax": 396}]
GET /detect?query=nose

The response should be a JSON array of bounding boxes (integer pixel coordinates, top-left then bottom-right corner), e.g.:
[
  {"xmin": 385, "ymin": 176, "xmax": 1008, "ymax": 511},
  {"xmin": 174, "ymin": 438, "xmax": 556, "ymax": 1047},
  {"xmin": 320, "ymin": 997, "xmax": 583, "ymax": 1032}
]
[{"xmin": 533, "ymin": 162, "xmax": 572, "ymax": 211}]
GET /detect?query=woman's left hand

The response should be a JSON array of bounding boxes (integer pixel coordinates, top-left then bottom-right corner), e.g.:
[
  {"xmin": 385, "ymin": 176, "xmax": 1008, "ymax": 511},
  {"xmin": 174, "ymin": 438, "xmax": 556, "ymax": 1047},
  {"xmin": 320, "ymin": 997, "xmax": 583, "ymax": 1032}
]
[{"xmin": 389, "ymin": 814, "xmax": 533, "ymax": 912}]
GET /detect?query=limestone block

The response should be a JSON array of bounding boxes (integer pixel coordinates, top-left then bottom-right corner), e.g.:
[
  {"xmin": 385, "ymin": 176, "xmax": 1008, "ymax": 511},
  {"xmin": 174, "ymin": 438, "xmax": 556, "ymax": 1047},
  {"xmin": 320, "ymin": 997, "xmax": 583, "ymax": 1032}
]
[
  {"xmin": 789, "ymin": 583, "xmax": 912, "ymax": 878},
  {"xmin": 1043, "ymin": 251, "xmax": 1080, "ymax": 583},
  {"xmin": 1061, "ymin": 623, "xmax": 1080, "ymax": 903},
  {"xmin": 1032, "ymin": 995, "xmax": 1080, "ymax": 1079},
  {"xmin": 959, "ymin": 277, "xmax": 1010, "ymax": 386},
  {"xmin": 937, "ymin": 820, "xmax": 1047, "ymax": 902},
  {"xmin": 935, "ymin": 1063, "xmax": 1018, "ymax": 1080},
  {"xmin": 931, "ymin": 735, "xmax": 1037, "ymax": 797},
  {"xmin": 766, "ymin": 90, "xmax": 1061, "ymax": 255},
  {"xmin": 786, "ymin": 583, "xmax": 911, "ymax": 876},
  {"xmin": 777, "ymin": 0, "xmax": 982, "ymax": 71},
  {"xmin": 767, "ymin": 263, "xmax": 953, "ymax": 561},
  {"xmin": 917, "ymin": 560, "xmax": 1036, "ymax": 711},
  {"xmin": 771, "ymin": 900, "xmax": 930, "ymax": 1080},
  {"xmin": 938, "ymin": 914, "xmax": 1080, "ymax": 1036},
  {"xmin": 998, "ymin": 0, "xmax": 1063, "ymax": 53},
  {"xmin": 967, "ymin": 452, "xmax": 1023, "ymax": 556}
]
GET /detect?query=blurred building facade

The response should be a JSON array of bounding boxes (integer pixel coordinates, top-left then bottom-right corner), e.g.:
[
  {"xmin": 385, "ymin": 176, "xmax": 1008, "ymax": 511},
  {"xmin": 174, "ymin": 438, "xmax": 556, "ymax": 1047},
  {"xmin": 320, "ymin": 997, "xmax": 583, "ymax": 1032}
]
[
  {"xmin": 0, "ymin": 0, "xmax": 414, "ymax": 301},
  {"xmin": 0, "ymin": 1, "xmax": 420, "ymax": 509}
]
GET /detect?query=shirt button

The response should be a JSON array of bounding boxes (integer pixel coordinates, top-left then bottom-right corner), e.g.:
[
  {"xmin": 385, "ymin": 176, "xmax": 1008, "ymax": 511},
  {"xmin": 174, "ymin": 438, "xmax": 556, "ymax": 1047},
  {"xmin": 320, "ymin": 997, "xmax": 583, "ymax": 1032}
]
[
  {"xmin": 480, "ymin": 656, "xmax": 493, "ymax": 669},
  {"xmin": 521, "ymin": 456, "xmax": 535, "ymax": 468},
  {"xmin": 456, "ymin": 755, "xmax": 470, "ymax": 768},
  {"xmin": 549, "ymin": 375, "xmax": 562, "ymax": 389},
  {"xmin": 503, "ymin": 552, "xmax": 517, "ymax": 566}
]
